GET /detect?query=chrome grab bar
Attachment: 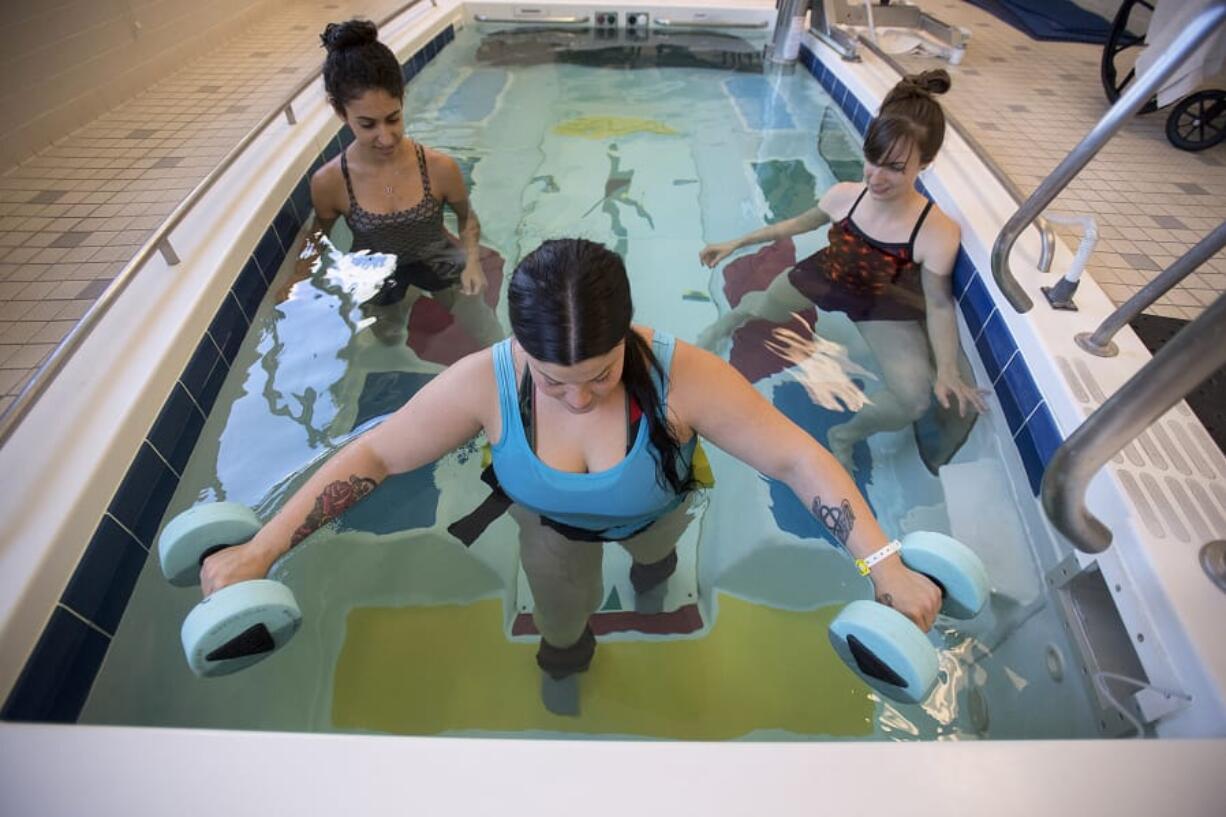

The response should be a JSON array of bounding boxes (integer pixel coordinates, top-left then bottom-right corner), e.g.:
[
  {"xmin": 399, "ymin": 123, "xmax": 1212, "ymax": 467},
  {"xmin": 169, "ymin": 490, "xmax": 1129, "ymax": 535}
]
[
  {"xmin": 992, "ymin": 1, "xmax": 1226, "ymax": 313},
  {"xmin": 1042, "ymin": 291, "xmax": 1226, "ymax": 554},
  {"xmin": 809, "ymin": 0, "xmax": 859, "ymax": 60},
  {"xmin": 1077, "ymin": 220, "xmax": 1226, "ymax": 357},
  {"xmin": 0, "ymin": 0, "xmax": 429, "ymax": 447},
  {"xmin": 655, "ymin": 18, "xmax": 768, "ymax": 30},
  {"xmin": 855, "ymin": 36, "xmax": 1056, "ymax": 275},
  {"xmin": 473, "ymin": 14, "xmax": 590, "ymax": 24}
]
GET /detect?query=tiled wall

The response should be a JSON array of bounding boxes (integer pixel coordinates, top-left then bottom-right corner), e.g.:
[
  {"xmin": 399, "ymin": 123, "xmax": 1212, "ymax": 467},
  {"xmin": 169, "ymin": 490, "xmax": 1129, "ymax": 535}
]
[
  {"xmin": 0, "ymin": 0, "xmax": 277, "ymax": 171},
  {"xmin": 797, "ymin": 45, "xmax": 1064, "ymax": 495},
  {"xmin": 0, "ymin": 24, "xmax": 456, "ymax": 724}
]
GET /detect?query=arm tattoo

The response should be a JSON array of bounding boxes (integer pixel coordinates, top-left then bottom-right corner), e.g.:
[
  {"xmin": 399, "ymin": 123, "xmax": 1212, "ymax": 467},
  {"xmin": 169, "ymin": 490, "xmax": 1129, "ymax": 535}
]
[
  {"xmin": 290, "ymin": 474, "xmax": 378, "ymax": 547},
  {"xmin": 811, "ymin": 495, "xmax": 856, "ymax": 547},
  {"xmin": 878, "ymin": 593, "xmax": 894, "ymax": 608}
]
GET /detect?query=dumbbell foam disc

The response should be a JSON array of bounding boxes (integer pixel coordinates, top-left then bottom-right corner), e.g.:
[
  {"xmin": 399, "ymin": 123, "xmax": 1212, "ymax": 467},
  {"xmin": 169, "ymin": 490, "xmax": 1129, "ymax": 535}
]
[
  {"xmin": 900, "ymin": 531, "xmax": 989, "ymax": 620},
  {"xmin": 159, "ymin": 502, "xmax": 262, "ymax": 587},
  {"xmin": 181, "ymin": 580, "xmax": 301, "ymax": 678},
  {"xmin": 829, "ymin": 600, "xmax": 939, "ymax": 705}
]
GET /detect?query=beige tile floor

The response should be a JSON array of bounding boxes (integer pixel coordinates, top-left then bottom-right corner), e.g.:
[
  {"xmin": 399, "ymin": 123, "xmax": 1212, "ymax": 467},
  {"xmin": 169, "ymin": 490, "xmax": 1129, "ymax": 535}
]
[
  {"xmin": 0, "ymin": 0, "xmax": 1224, "ymax": 418},
  {"xmin": 0, "ymin": 0, "xmax": 405, "ymax": 416},
  {"xmin": 894, "ymin": 1, "xmax": 1226, "ymax": 320}
]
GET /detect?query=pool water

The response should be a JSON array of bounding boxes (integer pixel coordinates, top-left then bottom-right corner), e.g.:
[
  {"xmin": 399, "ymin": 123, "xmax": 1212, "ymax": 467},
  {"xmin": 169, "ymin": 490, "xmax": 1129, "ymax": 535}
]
[{"xmin": 81, "ymin": 24, "xmax": 1099, "ymax": 740}]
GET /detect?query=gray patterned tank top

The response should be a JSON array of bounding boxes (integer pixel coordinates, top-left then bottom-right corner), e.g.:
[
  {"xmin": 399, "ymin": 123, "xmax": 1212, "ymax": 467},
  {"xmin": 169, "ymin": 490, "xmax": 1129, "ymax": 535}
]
[{"xmin": 341, "ymin": 142, "xmax": 465, "ymax": 292}]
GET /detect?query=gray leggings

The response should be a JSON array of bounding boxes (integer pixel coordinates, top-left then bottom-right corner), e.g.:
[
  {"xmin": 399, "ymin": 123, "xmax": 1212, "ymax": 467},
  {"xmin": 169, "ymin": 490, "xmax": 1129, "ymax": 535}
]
[{"xmin": 510, "ymin": 498, "xmax": 694, "ymax": 649}]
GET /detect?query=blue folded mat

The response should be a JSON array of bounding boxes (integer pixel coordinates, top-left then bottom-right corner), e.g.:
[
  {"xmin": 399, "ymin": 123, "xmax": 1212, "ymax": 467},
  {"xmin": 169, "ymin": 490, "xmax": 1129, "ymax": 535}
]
[{"xmin": 966, "ymin": 0, "xmax": 1113, "ymax": 45}]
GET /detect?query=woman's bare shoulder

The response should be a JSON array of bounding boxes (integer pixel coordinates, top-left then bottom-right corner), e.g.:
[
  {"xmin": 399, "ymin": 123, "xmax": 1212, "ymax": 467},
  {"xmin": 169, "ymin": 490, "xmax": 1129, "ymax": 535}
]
[{"xmin": 819, "ymin": 182, "xmax": 864, "ymax": 219}]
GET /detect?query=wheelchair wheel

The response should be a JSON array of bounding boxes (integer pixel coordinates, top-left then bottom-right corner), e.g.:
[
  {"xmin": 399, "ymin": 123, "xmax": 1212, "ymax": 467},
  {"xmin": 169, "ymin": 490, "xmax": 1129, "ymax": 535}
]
[
  {"xmin": 1101, "ymin": 0, "xmax": 1158, "ymax": 114},
  {"xmin": 1166, "ymin": 90, "xmax": 1226, "ymax": 151}
]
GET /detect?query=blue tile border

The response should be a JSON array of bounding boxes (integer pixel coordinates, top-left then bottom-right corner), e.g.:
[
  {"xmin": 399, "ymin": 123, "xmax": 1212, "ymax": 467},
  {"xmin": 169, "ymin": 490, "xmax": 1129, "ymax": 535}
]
[
  {"xmin": 2, "ymin": 23, "xmax": 459, "ymax": 726},
  {"xmin": 1015, "ymin": 403, "xmax": 1063, "ymax": 494},
  {"xmin": 1, "ymin": 608, "xmax": 110, "ymax": 723},
  {"xmin": 799, "ymin": 43, "xmax": 1065, "ymax": 495},
  {"xmin": 61, "ymin": 516, "xmax": 148, "ymax": 637},
  {"xmin": 147, "ymin": 383, "xmax": 206, "ymax": 475},
  {"xmin": 107, "ymin": 442, "xmax": 179, "ymax": 549},
  {"xmin": 973, "ymin": 310, "xmax": 1017, "ymax": 385}
]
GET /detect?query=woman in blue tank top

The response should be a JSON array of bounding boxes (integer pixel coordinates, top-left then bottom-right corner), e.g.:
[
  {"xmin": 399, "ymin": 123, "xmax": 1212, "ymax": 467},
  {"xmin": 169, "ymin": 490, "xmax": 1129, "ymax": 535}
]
[{"xmin": 200, "ymin": 239, "xmax": 943, "ymax": 685}]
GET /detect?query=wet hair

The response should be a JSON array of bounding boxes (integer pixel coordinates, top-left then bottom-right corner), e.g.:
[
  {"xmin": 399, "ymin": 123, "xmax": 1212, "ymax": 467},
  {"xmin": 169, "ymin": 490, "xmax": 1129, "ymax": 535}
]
[
  {"xmin": 509, "ymin": 239, "xmax": 693, "ymax": 495},
  {"xmin": 863, "ymin": 69, "xmax": 950, "ymax": 166},
  {"xmin": 319, "ymin": 19, "xmax": 405, "ymax": 114}
]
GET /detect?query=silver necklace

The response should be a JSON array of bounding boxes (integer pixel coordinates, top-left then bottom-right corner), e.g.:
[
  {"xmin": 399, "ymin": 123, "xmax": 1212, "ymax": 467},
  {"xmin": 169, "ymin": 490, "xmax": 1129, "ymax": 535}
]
[{"xmin": 380, "ymin": 144, "xmax": 408, "ymax": 197}]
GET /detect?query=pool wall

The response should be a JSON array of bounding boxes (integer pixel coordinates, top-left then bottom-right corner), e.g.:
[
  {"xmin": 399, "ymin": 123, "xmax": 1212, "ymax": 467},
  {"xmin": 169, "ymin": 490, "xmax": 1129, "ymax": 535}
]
[
  {"xmin": 0, "ymin": 2, "xmax": 462, "ymax": 722},
  {"xmin": 1, "ymin": 0, "xmax": 1223, "ymax": 748}
]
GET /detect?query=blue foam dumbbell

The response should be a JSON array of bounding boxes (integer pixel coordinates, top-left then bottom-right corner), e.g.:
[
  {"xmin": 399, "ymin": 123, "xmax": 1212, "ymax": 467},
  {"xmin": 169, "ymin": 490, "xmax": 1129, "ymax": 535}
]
[
  {"xmin": 828, "ymin": 531, "xmax": 989, "ymax": 704},
  {"xmin": 158, "ymin": 502, "xmax": 301, "ymax": 678}
]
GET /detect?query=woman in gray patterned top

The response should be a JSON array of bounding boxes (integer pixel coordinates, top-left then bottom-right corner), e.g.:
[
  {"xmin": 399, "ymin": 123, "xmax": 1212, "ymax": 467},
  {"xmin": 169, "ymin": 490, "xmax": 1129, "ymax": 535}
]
[{"xmin": 296, "ymin": 19, "xmax": 503, "ymax": 348}]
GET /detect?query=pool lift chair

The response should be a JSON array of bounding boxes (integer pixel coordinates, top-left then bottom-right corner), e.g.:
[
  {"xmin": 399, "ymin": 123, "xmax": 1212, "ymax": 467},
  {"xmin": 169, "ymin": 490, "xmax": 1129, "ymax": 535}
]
[{"xmin": 804, "ymin": 0, "xmax": 971, "ymax": 63}]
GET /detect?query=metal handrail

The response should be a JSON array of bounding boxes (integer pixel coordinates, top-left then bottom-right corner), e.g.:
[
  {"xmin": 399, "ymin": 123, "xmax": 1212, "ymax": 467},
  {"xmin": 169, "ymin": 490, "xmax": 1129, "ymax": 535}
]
[
  {"xmin": 1076, "ymin": 220, "xmax": 1226, "ymax": 357},
  {"xmin": 855, "ymin": 35, "xmax": 1056, "ymax": 276},
  {"xmin": 992, "ymin": 0, "xmax": 1226, "ymax": 313},
  {"xmin": 473, "ymin": 14, "xmax": 590, "ymax": 24},
  {"xmin": 809, "ymin": 0, "xmax": 860, "ymax": 60},
  {"xmin": 655, "ymin": 18, "xmax": 769, "ymax": 30},
  {"xmin": 0, "ymin": 0, "xmax": 429, "ymax": 447},
  {"xmin": 1041, "ymin": 291, "xmax": 1226, "ymax": 554}
]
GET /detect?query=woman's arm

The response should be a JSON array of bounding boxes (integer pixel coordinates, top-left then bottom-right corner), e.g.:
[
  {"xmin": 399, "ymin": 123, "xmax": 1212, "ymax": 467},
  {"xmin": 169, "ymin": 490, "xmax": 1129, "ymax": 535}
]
[
  {"xmin": 434, "ymin": 152, "xmax": 485, "ymax": 296},
  {"xmin": 669, "ymin": 341, "xmax": 941, "ymax": 629},
  {"xmin": 698, "ymin": 181, "xmax": 854, "ymax": 268},
  {"xmin": 199, "ymin": 349, "xmax": 494, "ymax": 595},
  {"xmin": 918, "ymin": 215, "xmax": 989, "ymax": 416},
  {"xmin": 277, "ymin": 165, "xmax": 344, "ymax": 301}
]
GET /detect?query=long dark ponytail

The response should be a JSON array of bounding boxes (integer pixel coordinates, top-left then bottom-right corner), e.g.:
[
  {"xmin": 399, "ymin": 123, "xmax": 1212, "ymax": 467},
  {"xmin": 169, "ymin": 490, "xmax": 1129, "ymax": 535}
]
[{"xmin": 508, "ymin": 239, "xmax": 693, "ymax": 495}]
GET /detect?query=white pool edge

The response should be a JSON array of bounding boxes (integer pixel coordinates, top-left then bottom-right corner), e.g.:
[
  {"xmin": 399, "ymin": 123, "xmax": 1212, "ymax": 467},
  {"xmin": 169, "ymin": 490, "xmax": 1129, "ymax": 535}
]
[{"xmin": 0, "ymin": 2, "xmax": 1223, "ymax": 810}]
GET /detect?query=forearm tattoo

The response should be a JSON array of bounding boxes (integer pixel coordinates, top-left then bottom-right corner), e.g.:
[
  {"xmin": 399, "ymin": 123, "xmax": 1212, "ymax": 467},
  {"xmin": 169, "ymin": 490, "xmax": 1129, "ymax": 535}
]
[
  {"xmin": 811, "ymin": 495, "xmax": 856, "ymax": 547},
  {"xmin": 290, "ymin": 474, "xmax": 378, "ymax": 547}
]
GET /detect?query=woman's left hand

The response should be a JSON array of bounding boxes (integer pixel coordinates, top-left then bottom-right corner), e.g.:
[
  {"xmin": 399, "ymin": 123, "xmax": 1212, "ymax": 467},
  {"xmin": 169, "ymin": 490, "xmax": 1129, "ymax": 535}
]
[
  {"xmin": 932, "ymin": 369, "xmax": 990, "ymax": 417},
  {"xmin": 460, "ymin": 261, "xmax": 487, "ymax": 296}
]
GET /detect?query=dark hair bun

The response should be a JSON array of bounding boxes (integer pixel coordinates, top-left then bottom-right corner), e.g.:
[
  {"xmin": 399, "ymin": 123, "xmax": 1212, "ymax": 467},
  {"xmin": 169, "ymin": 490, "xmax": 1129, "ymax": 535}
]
[
  {"xmin": 881, "ymin": 69, "xmax": 950, "ymax": 111},
  {"xmin": 901, "ymin": 69, "xmax": 951, "ymax": 97},
  {"xmin": 910, "ymin": 69, "xmax": 951, "ymax": 94},
  {"xmin": 320, "ymin": 19, "xmax": 379, "ymax": 52}
]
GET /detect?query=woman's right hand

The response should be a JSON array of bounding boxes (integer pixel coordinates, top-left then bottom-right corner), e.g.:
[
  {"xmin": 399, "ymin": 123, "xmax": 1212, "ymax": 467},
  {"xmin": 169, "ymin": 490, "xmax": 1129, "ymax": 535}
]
[
  {"xmin": 699, "ymin": 241, "xmax": 738, "ymax": 268},
  {"xmin": 868, "ymin": 557, "xmax": 943, "ymax": 632},
  {"xmin": 200, "ymin": 542, "xmax": 276, "ymax": 598}
]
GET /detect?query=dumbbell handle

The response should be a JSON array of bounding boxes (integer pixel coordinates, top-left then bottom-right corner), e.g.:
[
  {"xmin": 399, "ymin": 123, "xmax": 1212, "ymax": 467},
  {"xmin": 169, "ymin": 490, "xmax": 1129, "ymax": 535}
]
[{"xmin": 198, "ymin": 542, "xmax": 238, "ymax": 567}]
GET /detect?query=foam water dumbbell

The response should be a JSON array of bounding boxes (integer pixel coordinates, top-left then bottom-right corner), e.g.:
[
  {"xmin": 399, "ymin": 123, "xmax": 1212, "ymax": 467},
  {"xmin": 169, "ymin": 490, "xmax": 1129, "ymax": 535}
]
[
  {"xmin": 158, "ymin": 502, "xmax": 301, "ymax": 678},
  {"xmin": 828, "ymin": 531, "xmax": 989, "ymax": 704}
]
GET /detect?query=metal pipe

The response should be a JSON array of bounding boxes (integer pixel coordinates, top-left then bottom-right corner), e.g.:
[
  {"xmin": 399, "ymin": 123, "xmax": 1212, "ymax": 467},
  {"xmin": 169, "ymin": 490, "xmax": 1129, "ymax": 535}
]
[
  {"xmin": 991, "ymin": 1, "xmax": 1226, "ymax": 312},
  {"xmin": 1077, "ymin": 220, "xmax": 1226, "ymax": 357},
  {"xmin": 856, "ymin": 35, "xmax": 1057, "ymax": 274},
  {"xmin": 809, "ymin": 0, "xmax": 860, "ymax": 60},
  {"xmin": 1042, "ymin": 291, "xmax": 1226, "ymax": 553},
  {"xmin": 0, "ymin": 0, "xmax": 429, "ymax": 447},
  {"xmin": 472, "ymin": 15, "xmax": 589, "ymax": 24},
  {"xmin": 767, "ymin": 0, "xmax": 811, "ymax": 65},
  {"xmin": 655, "ymin": 19, "xmax": 768, "ymax": 30}
]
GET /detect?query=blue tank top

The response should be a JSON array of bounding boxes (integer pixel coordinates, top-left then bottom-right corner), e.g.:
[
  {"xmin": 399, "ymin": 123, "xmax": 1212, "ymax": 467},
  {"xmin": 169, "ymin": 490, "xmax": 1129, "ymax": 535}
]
[{"xmin": 490, "ymin": 332, "xmax": 697, "ymax": 539}]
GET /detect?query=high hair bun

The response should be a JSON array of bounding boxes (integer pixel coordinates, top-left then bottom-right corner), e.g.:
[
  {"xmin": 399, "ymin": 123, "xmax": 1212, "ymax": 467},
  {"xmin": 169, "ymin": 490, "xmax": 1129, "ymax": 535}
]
[
  {"xmin": 899, "ymin": 69, "xmax": 951, "ymax": 97},
  {"xmin": 320, "ymin": 19, "xmax": 379, "ymax": 52}
]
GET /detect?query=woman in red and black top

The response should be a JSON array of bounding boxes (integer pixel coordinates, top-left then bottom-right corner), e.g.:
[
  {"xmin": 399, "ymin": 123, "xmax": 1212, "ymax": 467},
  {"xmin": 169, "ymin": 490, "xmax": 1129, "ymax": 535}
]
[{"xmin": 697, "ymin": 69, "xmax": 988, "ymax": 466}]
